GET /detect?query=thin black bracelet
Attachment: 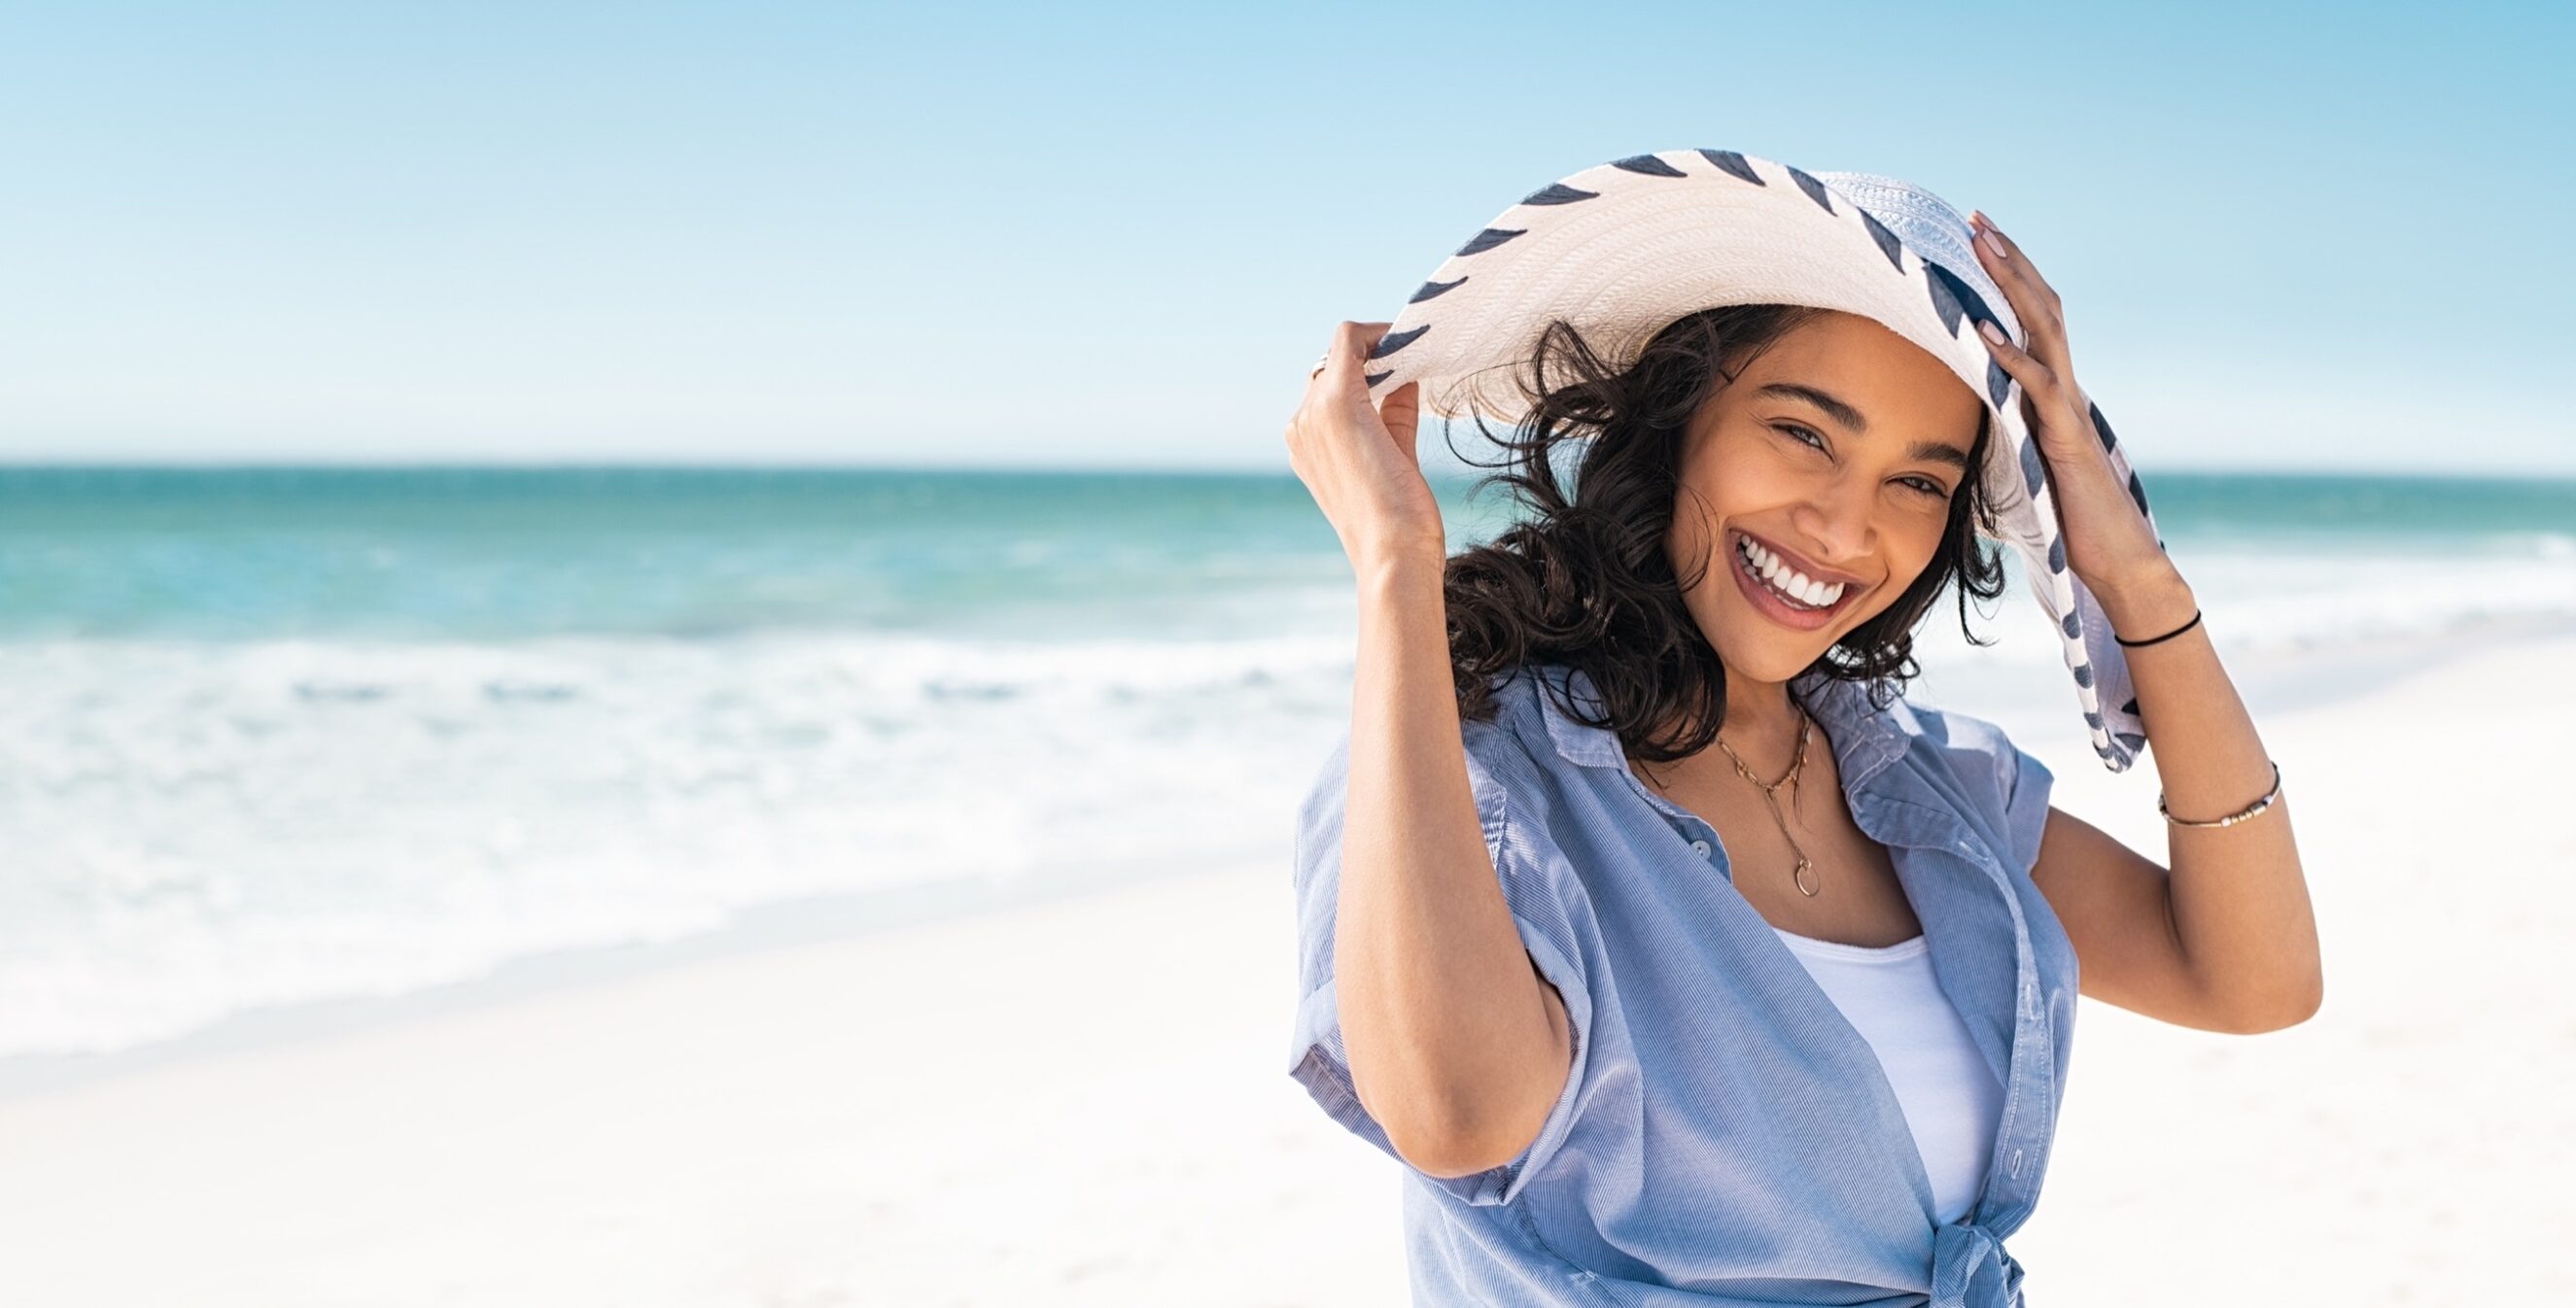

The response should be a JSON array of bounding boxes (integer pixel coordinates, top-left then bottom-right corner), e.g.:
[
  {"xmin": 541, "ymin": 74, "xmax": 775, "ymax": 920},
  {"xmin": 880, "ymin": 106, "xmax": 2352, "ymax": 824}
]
[{"xmin": 2113, "ymin": 607, "xmax": 2202, "ymax": 648}]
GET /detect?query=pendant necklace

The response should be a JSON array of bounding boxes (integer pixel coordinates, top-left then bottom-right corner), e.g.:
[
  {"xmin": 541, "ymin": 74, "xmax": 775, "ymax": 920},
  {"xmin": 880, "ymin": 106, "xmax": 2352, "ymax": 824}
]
[{"xmin": 1715, "ymin": 709, "xmax": 1822, "ymax": 897}]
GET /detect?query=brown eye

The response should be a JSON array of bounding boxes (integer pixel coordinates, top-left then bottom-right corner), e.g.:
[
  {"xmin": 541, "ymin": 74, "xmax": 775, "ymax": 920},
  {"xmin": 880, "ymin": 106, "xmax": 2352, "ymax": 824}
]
[
  {"xmin": 1780, "ymin": 423, "xmax": 1949, "ymax": 499},
  {"xmin": 1775, "ymin": 423, "xmax": 1827, "ymax": 452}
]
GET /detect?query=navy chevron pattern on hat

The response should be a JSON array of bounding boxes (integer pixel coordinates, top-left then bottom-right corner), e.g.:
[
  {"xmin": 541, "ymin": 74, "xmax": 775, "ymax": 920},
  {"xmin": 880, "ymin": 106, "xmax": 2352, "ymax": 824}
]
[{"xmin": 1361, "ymin": 149, "xmax": 2160, "ymax": 772}]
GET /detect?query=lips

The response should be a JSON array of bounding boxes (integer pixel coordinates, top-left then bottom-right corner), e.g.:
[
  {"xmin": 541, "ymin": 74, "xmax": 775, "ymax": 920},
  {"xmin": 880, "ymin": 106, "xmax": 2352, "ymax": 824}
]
[
  {"xmin": 1726, "ymin": 528, "xmax": 1863, "ymax": 631},
  {"xmin": 1734, "ymin": 528, "xmax": 1867, "ymax": 590}
]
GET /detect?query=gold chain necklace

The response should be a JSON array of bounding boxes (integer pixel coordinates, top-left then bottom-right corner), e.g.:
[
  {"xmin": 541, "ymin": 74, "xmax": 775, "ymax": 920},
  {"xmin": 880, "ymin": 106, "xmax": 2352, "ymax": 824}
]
[{"xmin": 1713, "ymin": 709, "xmax": 1822, "ymax": 897}]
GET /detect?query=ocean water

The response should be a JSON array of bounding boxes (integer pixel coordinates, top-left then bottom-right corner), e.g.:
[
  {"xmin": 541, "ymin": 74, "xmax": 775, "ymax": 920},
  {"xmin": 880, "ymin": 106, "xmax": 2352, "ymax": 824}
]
[{"xmin": 3, "ymin": 464, "xmax": 2571, "ymax": 1066}]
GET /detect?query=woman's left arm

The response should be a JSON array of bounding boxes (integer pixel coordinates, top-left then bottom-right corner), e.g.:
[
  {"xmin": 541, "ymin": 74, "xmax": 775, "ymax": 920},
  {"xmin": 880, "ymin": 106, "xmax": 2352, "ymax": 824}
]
[{"xmin": 1968, "ymin": 210, "xmax": 2324, "ymax": 1033}]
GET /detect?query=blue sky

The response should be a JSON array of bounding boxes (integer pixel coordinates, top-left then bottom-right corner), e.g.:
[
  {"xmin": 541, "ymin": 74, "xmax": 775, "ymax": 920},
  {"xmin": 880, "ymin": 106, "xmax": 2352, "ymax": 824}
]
[{"xmin": 2, "ymin": 1, "xmax": 2566, "ymax": 473}]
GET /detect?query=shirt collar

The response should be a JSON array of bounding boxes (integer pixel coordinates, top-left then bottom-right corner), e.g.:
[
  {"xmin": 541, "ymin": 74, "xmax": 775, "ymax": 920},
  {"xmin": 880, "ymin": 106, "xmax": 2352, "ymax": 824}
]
[{"xmin": 1522, "ymin": 662, "xmax": 1911, "ymax": 787}]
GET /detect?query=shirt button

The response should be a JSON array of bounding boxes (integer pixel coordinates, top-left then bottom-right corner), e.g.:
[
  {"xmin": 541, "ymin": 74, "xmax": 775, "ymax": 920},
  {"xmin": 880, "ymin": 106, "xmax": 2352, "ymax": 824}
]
[{"xmin": 1689, "ymin": 839, "xmax": 1713, "ymax": 857}]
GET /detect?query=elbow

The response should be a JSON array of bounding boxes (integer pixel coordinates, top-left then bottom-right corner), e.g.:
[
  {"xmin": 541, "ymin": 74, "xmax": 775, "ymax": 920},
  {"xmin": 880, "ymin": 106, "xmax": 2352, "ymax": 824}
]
[
  {"xmin": 1360, "ymin": 1072, "xmax": 1514, "ymax": 1180},
  {"xmin": 1378, "ymin": 1080, "xmax": 1549, "ymax": 1182},
  {"xmin": 1376, "ymin": 1095, "xmax": 1512, "ymax": 1180},
  {"xmin": 1394, "ymin": 1112, "xmax": 1543, "ymax": 1183},
  {"xmin": 1388, "ymin": 1126, "xmax": 1514, "ymax": 1183},
  {"xmin": 2218, "ymin": 971, "xmax": 2325, "ymax": 1035}
]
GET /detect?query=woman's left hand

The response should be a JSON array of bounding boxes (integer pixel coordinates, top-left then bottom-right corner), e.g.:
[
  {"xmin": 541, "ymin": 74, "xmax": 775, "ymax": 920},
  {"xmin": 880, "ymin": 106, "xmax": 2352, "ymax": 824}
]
[{"xmin": 1966, "ymin": 211, "xmax": 2176, "ymax": 598}]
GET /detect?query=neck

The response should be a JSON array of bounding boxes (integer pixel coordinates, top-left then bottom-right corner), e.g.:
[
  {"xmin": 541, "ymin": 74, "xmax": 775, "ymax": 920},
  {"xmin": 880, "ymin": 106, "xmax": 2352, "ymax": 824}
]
[
  {"xmin": 1626, "ymin": 667, "xmax": 1824, "ymax": 792},
  {"xmin": 1627, "ymin": 664, "xmax": 1833, "ymax": 787},
  {"xmin": 1718, "ymin": 670, "xmax": 1809, "ymax": 775}
]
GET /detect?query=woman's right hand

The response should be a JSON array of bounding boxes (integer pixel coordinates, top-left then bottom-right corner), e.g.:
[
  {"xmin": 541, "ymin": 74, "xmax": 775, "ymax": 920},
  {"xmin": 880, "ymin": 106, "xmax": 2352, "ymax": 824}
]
[{"xmin": 1284, "ymin": 322, "xmax": 1447, "ymax": 570}]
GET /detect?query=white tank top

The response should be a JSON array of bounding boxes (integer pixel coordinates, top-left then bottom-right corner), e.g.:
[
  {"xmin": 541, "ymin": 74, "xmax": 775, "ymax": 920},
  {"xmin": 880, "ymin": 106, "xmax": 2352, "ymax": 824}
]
[{"xmin": 1770, "ymin": 926, "xmax": 2002, "ymax": 1224}]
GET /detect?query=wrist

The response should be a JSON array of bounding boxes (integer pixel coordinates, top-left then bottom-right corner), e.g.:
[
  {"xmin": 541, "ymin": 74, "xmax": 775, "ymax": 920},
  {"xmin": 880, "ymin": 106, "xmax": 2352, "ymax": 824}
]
[
  {"xmin": 1354, "ymin": 540, "xmax": 1450, "ymax": 594},
  {"xmin": 2091, "ymin": 564, "xmax": 2198, "ymax": 642}
]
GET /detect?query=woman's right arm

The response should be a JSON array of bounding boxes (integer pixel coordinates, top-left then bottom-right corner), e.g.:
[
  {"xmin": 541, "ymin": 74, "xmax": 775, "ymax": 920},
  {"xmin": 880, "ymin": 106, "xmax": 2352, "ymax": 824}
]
[
  {"xmin": 1340, "ymin": 549, "xmax": 1576, "ymax": 1178},
  {"xmin": 1285, "ymin": 321, "xmax": 1574, "ymax": 1180}
]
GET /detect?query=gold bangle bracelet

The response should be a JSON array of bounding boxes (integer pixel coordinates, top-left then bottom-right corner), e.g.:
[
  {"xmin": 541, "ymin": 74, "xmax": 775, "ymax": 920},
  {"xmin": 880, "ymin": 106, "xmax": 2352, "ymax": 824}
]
[{"xmin": 2158, "ymin": 761, "xmax": 2282, "ymax": 828}]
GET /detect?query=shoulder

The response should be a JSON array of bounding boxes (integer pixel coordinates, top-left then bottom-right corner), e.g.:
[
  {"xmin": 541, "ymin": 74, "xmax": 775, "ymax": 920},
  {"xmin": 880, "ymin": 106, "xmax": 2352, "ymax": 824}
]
[
  {"xmin": 1285, "ymin": 671, "xmax": 1603, "ymax": 992},
  {"xmin": 1463, "ymin": 665, "xmax": 1564, "ymax": 792},
  {"xmin": 1293, "ymin": 664, "xmax": 1578, "ymax": 869},
  {"xmin": 1799, "ymin": 675, "xmax": 1989, "ymax": 777},
  {"xmin": 1873, "ymin": 693, "xmax": 2055, "ymax": 870},
  {"xmin": 1894, "ymin": 696, "xmax": 2019, "ymax": 768},
  {"xmin": 1905, "ymin": 694, "xmax": 2037, "ymax": 780},
  {"xmin": 1807, "ymin": 671, "xmax": 2039, "ymax": 812}
]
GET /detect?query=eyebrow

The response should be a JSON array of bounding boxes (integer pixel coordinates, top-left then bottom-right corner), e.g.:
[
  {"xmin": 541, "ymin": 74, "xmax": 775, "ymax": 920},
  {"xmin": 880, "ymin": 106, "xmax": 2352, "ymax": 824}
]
[{"xmin": 1755, "ymin": 382, "xmax": 1975, "ymax": 473}]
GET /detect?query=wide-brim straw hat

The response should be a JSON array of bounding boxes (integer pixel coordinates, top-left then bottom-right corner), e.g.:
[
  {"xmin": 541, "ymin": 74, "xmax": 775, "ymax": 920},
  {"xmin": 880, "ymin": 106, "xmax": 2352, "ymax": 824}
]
[{"xmin": 1360, "ymin": 148, "xmax": 2159, "ymax": 771}]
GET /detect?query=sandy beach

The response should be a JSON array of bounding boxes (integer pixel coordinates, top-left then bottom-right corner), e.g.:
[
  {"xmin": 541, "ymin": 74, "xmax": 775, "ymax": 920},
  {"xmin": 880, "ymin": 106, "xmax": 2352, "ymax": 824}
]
[{"xmin": 4, "ymin": 633, "xmax": 2571, "ymax": 1307}]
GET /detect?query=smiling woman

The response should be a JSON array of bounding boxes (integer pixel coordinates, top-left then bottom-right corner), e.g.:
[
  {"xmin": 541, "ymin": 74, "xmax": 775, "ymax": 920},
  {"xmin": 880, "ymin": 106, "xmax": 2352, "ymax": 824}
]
[{"xmin": 1279, "ymin": 148, "xmax": 2320, "ymax": 1308}]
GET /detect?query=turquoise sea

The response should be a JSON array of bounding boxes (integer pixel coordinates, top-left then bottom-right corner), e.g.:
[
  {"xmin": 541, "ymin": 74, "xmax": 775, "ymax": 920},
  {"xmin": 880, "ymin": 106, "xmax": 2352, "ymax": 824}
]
[{"xmin": 4, "ymin": 465, "xmax": 2571, "ymax": 1066}]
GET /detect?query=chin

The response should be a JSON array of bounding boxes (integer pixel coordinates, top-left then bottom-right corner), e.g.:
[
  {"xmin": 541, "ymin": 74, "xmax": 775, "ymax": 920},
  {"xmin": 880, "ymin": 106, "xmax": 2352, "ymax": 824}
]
[
  {"xmin": 1702, "ymin": 619, "xmax": 1828, "ymax": 684},
  {"xmin": 1717, "ymin": 644, "xmax": 1820, "ymax": 686}
]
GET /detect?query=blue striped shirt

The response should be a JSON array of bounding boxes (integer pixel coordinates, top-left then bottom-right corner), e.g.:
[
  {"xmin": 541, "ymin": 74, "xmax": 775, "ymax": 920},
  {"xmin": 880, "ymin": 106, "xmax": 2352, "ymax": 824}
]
[{"xmin": 1287, "ymin": 662, "xmax": 2074, "ymax": 1307}]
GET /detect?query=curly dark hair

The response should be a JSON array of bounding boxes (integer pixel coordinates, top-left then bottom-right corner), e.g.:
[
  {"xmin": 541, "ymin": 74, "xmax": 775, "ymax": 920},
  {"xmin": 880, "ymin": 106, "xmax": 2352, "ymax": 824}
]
[{"xmin": 1440, "ymin": 303, "xmax": 2009, "ymax": 765}]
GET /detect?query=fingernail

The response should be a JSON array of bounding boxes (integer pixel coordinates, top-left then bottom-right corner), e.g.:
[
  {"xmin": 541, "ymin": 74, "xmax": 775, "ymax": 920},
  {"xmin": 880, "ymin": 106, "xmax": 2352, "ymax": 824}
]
[
  {"xmin": 1981, "ymin": 227, "xmax": 2007, "ymax": 259},
  {"xmin": 1978, "ymin": 319, "xmax": 2006, "ymax": 345}
]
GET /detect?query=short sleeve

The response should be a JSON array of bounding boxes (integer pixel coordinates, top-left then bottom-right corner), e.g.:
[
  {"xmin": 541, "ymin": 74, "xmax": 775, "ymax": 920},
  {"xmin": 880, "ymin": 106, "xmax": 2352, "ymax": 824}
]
[
  {"xmin": 1998, "ymin": 734, "xmax": 2056, "ymax": 879},
  {"xmin": 1913, "ymin": 700, "xmax": 2057, "ymax": 880},
  {"xmin": 1283, "ymin": 719, "xmax": 1596, "ymax": 1208}
]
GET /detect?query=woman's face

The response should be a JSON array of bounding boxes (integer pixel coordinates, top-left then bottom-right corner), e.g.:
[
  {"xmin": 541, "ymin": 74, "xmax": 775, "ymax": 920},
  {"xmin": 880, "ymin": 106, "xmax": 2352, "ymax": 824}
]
[{"xmin": 1668, "ymin": 309, "xmax": 1987, "ymax": 686}]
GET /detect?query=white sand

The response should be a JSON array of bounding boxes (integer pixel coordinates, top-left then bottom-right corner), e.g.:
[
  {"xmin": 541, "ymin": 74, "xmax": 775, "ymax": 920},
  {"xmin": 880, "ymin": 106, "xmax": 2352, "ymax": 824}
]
[{"xmin": 3, "ymin": 635, "xmax": 2571, "ymax": 1306}]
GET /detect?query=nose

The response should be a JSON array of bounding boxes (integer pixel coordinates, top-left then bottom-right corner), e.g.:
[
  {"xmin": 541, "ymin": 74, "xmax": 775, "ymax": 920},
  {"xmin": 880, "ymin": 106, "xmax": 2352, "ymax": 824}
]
[{"xmin": 1788, "ymin": 473, "xmax": 1876, "ymax": 573}]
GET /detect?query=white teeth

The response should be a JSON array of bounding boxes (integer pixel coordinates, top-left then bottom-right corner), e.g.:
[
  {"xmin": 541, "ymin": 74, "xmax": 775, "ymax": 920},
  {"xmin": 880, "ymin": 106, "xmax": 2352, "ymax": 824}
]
[{"xmin": 1737, "ymin": 535, "xmax": 1846, "ymax": 609}]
